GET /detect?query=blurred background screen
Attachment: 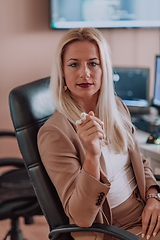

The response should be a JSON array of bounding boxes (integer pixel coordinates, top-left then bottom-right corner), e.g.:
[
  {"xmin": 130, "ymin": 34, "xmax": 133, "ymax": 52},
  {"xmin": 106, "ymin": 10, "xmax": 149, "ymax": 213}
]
[{"xmin": 50, "ymin": 0, "xmax": 160, "ymax": 29}]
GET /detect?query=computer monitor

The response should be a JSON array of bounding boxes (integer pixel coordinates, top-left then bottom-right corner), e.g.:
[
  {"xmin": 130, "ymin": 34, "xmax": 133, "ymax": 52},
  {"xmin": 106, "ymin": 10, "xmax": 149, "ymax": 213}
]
[
  {"xmin": 50, "ymin": 0, "xmax": 160, "ymax": 29},
  {"xmin": 113, "ymin": 67, "xmax": 150, "ymax": 115},
  {"xmin": 152, "ymin": 56, "xmax": 160, "ymax": 114}
]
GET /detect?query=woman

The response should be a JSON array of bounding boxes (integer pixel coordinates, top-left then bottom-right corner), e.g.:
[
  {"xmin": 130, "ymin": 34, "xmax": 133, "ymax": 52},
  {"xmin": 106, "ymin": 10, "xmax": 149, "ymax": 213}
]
[{"xmin": 38, "ymin": 28, "xmax": 160, "ymax": 240}]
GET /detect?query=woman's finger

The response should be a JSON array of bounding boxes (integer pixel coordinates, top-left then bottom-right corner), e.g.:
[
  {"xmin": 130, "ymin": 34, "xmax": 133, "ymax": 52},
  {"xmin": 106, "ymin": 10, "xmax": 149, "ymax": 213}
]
[
  {"xmin": 76, "ymin": 112, "xmax": 103, "ymax": 128},
  {"xmin": 88, "ymin": 111, "xmax": 104, "ymax": 127},
  {"xmin": 152, "ymin": 215, "xmax": 160, "ymax": 238},
  {"xmin": 141, "ymin": 208, "xmax": 151, "ymax": 238},
  {"xmin": 77, "ymin": 120, "xmax": 105, "ymax": 142},
  {"xmin": 145, "ymin": 212, "xmax": 157, "ymax": 239}
]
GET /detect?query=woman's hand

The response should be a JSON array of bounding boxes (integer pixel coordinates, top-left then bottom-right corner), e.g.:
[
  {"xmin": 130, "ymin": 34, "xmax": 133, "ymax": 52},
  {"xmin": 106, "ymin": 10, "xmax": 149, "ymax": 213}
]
[
  {"xmin": 76, "ymin": 111, "xmax": 105, "ymax": 180},
  {"xmin": 76, "ymin": 111, "xmax": 104, "ymax": 157},
  {"xmin": 141, "ymin": 191, "xmax": 160, "ymax": 239}
]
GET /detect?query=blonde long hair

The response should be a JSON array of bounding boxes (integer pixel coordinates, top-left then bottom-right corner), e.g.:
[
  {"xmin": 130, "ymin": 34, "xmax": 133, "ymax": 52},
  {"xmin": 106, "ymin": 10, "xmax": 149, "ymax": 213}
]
[{"xmin": 50, "ymin": 28, "xmax": 134, "ymax": 153}]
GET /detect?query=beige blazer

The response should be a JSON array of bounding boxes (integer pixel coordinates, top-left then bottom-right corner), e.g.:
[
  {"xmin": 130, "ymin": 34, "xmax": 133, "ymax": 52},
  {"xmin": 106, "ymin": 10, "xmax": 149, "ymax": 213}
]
[{"xmin": 38, "ymin": 97, "xmax": 159, "ymax": 240}]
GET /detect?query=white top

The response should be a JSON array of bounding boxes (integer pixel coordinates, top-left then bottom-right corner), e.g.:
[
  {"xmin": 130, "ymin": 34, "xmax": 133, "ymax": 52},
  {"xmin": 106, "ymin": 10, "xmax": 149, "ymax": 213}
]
[{"xmin": 101, "ymin": 145, "xmax": 137, "ymax": 209}]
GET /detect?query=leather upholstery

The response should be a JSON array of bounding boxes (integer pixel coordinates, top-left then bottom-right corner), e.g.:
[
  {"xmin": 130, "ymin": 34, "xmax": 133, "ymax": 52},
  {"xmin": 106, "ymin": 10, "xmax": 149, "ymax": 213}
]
[{"xmin": 9, "ymin": 77, "xmax": 71, "ymax": 236}]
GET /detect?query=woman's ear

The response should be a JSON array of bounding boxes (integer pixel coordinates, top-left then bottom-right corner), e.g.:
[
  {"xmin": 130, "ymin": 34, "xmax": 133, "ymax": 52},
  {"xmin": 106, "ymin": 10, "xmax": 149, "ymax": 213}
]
[
  {"xmin": 63, "ymin": 77, "xmax": 67, "ymax": 91},
  {"xmin": 64, "ymin": 86, "xmax": 68, "ymax": 91}
]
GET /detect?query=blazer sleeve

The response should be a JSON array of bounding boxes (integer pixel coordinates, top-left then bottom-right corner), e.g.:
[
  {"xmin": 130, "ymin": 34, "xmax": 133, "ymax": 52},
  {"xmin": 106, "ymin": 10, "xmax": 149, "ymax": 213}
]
[
  {"xmin": 38, "ymin": 121, "xmax": 111, "ymax": 227},
  {"xmin": 141, "ymin": 151, "xmax": 160, "ymax": 192}
]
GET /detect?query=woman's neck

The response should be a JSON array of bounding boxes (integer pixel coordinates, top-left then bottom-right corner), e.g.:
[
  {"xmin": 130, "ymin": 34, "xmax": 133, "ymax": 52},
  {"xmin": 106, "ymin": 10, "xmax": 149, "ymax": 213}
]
[{"xmin": 80, "ymin": 98, "xmax": 97, "ymax": 114}]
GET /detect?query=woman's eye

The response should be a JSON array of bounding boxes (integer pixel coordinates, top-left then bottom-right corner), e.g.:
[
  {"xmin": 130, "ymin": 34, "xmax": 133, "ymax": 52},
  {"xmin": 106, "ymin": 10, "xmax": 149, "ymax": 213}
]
[
  {"xmin": 89, "ymin": 62, "xmax": 99, "ymax": 67},
  {"xmin": 69, "ymin": 63, "xmax": 78, "ymax": 67}
]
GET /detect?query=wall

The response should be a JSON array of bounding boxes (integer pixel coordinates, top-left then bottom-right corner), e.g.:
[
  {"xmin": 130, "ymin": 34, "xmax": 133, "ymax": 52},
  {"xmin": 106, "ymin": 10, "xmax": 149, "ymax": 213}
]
[{"xmin": 0, "ymin": 0, "xmax": 160, "ymax": 159}]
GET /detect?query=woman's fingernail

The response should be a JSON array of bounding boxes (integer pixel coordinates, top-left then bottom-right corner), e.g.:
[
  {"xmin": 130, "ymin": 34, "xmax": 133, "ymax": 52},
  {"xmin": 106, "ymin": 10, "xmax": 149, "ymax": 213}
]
[
  {"xmin": 141, "ymin": 233, "xmax": 145, "ymax": 238},
  {"xmin": 147, "ymin": 235, "xmax": 150, "ymax": 240},
  {"xmin": 153, "ymin": 232, "xmax": 157, "ymax": 237}
]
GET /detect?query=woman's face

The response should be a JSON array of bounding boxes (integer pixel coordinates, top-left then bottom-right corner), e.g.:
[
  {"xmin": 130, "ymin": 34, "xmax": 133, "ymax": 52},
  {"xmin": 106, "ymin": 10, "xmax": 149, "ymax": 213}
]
[{"xmin": 63, "ymin": 40, "xmax": 102, "ymax": 108}]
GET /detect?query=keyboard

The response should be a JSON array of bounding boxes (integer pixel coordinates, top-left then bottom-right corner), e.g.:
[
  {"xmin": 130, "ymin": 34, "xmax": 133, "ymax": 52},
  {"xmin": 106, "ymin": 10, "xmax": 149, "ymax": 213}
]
[{"xmin": 132, "ymin": 115, "xmax": 160, "ymax": 133}]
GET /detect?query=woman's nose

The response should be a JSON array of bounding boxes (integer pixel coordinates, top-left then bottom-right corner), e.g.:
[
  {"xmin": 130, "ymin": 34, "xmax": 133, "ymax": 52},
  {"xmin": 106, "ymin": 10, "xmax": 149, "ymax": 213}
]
[{"xmin": 80, "ymin": 64, "xmax": 90, "ymax": 79}]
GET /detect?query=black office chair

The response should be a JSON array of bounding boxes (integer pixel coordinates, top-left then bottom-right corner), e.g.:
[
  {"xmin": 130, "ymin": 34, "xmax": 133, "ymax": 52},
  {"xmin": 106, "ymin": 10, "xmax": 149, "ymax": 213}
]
[
  {"xmin": 0, "ymin": 131, "xmax": 42, "ymax": 240},
  {"xmin": 9, "ymin": 77, "xmax": 141, "ymax": 240}
]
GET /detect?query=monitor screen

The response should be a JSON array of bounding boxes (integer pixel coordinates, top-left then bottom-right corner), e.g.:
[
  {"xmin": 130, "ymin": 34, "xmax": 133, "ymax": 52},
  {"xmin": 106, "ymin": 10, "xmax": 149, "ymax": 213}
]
[
  {"xmin": 153, "ymin": 56, "xmax": 160, "ymax": 112},
  {"xmin": 50, "ymin": 0, "xmax": 160, "ymax": 29},
  {"xmin": 113, "ymin": 67, "xmax": 150, "ymax": 115}
]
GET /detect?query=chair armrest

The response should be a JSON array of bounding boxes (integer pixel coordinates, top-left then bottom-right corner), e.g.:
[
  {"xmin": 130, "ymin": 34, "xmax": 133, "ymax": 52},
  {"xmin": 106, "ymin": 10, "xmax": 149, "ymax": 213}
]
[
  {"xmin": 0, "ymin": 158, "xmax": 25, "ymax": 168},
  {"xmin": 0, "ymin": 131, "xmax": 15, "ymax": 137},
  {"xmin": 49, "ymin": 223, "xmax": 141, "ymax": 240}
]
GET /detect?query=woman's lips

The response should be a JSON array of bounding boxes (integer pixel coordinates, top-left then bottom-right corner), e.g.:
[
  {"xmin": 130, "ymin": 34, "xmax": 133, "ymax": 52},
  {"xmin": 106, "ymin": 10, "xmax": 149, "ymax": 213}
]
[{"xmin": 77, "ymin": 83, "xmax": 93, "ymax": 88}]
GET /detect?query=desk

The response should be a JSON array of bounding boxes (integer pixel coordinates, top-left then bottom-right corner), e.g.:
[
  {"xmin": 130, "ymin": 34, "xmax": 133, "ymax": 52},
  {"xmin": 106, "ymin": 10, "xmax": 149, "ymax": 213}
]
[{"xmin": 136, "ymin": 130, "xmax": 160, "ymax": 174}]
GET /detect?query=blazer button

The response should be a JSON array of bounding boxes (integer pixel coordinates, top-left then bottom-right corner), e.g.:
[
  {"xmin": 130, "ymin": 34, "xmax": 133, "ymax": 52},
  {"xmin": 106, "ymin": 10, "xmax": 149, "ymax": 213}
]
[
  {"xmin": 96, "ymin": 198, "xmax": 102, "ymax": 205},
  {"xmin": 98, "ymin": 192, "xmax": 105, "ymax": 200},
  {"xmin": 99, "ymin": 195, "xmax": 103, "ymax": 200},
  {"xmin": 100, "ymin": 192, "xmax": 105, "ymax": 197}
]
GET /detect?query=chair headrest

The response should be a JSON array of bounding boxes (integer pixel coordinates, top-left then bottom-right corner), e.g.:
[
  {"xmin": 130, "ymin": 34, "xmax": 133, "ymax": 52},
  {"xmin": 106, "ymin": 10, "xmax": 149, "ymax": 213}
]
[{"xmin": 9, "ymin": 77, "xmax": 55, "ymax": 130}]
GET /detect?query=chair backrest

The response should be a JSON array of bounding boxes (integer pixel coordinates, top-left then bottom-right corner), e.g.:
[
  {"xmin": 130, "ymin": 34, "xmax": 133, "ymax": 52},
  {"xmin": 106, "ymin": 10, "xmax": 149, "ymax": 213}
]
[{"xmin": 9, "ymin": 77, "xmax": 71, "ymax": 234}]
